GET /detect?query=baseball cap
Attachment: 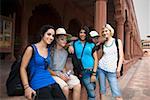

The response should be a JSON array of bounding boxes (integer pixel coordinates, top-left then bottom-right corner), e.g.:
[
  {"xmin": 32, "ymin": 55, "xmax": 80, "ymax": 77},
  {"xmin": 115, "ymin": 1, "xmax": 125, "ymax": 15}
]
[
  {"xmin": 89, "ymin": 31, "xmax": 99, "ymax": 37},
  {"xmin": 56, "ymin": 28, "xmax": 68, "ymax": 36}
]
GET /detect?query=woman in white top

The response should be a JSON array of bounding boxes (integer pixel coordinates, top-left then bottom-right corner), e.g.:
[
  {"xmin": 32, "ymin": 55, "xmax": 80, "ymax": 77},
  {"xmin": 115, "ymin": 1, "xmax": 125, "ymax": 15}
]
[{"xmin": 98, "ymin": 24, "xmax": 124, "ymax": 100}]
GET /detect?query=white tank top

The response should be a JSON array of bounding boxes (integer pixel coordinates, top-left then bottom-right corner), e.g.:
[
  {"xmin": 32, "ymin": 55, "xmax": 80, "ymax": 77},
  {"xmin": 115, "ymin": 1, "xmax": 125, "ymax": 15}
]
[{"xmin": 98, "ymin": 38, "xmax": 118, "ymax": 72}]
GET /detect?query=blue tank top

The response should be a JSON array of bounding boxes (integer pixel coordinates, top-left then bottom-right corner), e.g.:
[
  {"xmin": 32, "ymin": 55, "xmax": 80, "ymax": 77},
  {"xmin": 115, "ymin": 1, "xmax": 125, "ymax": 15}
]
[{"xmin": 29, "ymin": 44, "xmax": 55, "ymax": 90}]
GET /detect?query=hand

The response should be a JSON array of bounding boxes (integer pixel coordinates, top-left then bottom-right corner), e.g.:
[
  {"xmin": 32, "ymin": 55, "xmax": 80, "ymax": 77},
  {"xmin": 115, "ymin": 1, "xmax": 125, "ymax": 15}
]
[
  {"xmin": 59, "ymin": 73, "xmax": 70, "ymax": 82},
  {"xmin": 25, "ymin": 87, "xmax": 36, "ymax": 100},
  {"xmin": 68, "ymin": 46, "xmax": 74, "ymax": 54},
  {"xmin": 90, "ymin": 75, "xmax": 96, "ymax": 82},
  {"xmin": 116, "ymin": 71, "xmax": 120, "ymax": 78}
]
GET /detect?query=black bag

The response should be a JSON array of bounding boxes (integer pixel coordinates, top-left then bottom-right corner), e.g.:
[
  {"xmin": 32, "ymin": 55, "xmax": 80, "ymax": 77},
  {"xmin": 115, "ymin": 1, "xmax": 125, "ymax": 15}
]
[
  {"xmin": 72, "ymin": 55, "xmax": 84, "ymax": 78},
  {"xmin": 6, "ymin": 45, "xmax": 34, "ymax": 96},
  {"xmin": 72, "ymin": 41, "xmax": 86, "ymax": 78}
]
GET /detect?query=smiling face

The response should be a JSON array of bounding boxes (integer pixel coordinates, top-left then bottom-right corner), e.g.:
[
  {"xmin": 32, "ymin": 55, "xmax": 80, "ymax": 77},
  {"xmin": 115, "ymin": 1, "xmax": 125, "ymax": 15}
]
[
  {"xmin": 56, "ymin": 35, "xmax": 67, "ymax": 47},
  {"xmin": 102, "ymin": 28, "xmax": 111, "ymax": 40},
  {"xmin": 42, "ymin": 28, "xmax": 55, "ymax": 45},
  {"xmin": 92, "ymin": 36, "xmax": 99, "ymax": 44},
  {"xmin": 79, "ymin": 29, "xmax": 86, "ymax": 41}
]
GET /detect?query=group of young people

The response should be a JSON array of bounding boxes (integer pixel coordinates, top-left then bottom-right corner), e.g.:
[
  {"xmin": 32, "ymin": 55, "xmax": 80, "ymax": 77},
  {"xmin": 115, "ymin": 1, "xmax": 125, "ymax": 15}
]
[{"xmin": 20, "ymin": 24, "xmax": 124, "ymax": 100}]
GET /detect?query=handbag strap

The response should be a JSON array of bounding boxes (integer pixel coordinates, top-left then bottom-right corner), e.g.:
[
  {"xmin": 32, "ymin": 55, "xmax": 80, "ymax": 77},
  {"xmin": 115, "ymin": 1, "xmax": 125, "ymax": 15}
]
[
  {"xmin": 80, "ymin": 42, "xmax": 86, "ymax": 59},
  {"xmin": 73, "ymin": 40, "xmax": 86, "ymax": 70},
  {"xmin": 73, "ymin": 40, "xmax": 86, "ymax": 59}
]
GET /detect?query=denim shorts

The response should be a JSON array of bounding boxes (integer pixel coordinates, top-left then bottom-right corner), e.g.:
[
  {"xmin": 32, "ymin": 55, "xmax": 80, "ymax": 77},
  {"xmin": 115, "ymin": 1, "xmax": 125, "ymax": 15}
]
[{"xmin": 98, "ymin": 68, "xmax": 122, "ymax": 97}]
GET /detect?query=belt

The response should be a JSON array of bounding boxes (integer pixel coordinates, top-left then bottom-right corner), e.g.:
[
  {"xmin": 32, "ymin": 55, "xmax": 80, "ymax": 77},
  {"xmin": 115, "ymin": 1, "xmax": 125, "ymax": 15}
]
[{"xmin": 84, "ymin": 68, "xmax": 93, "ymax": 71}]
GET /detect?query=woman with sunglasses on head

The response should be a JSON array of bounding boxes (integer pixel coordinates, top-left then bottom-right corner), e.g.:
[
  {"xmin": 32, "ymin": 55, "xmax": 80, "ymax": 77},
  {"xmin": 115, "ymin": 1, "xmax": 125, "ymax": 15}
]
[
  {"xmin": 98, "ymin": 24, "xmax": 124, "ymax": 100},
  {"xmin": 70, "ymin": 26, "xmax": 98, "ymax": 100},
  {"xmin": 20, "ymin": 25, "xmax": 66, "ymax": 100}
]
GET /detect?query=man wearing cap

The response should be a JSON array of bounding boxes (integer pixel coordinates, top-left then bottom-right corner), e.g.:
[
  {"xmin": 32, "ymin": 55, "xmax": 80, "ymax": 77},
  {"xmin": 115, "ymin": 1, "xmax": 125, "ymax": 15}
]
[
  {"xmin": 89, "ymin": 31, "xmax": 100, "ymax": 46},
  {"xmin": 49, "ymin": 28, "xmax": 81, "ymax": 100},
  {"xmin": 89, "ymin": 30, "xmax": 104, "ymax": 60}
]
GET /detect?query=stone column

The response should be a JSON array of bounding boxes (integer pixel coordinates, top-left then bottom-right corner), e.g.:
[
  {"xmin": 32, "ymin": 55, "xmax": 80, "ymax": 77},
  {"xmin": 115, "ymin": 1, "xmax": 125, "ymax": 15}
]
[
  {"xmin": 95, "ymin": 0, "xmax": 107, "ymax": 36},
  {"xmin": 125, "ymin": 32, "xmax": 131, "ymax": 59},
  {"xmin": 20, "ymin": 4, "xmax": 32, "ymax": 52},
  {"xmin": 124, "ymin": 21, "xmax": 131, "ymax": 60},
  {"xmin": 115, "ymin": 20, "xmax": 124, "ymax": 44},
  {"xmin": 130, "ymin": 33, "xmax": 134, "ymax": 58}
]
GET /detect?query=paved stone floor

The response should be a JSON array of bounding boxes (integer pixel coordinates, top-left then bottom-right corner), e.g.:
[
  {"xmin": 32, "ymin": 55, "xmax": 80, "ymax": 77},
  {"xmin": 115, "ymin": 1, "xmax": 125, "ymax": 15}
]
[
  {"xmin": 104, "ymin": 56, "xmax": 150, "ymax": 100},
  {"xmin": 0, "ymin": 56, "xmax": 150, "ymax": 100},
  {"xmin": 121, "ymin": 56, "xmax": 150, "ymax": 100}
]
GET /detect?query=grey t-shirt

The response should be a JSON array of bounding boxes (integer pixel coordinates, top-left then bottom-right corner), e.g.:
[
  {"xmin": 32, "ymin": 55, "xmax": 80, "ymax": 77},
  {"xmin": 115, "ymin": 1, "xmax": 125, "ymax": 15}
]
[{"xmin": 50, "ymin": 48, "xmax": 68, "ymax": 73}]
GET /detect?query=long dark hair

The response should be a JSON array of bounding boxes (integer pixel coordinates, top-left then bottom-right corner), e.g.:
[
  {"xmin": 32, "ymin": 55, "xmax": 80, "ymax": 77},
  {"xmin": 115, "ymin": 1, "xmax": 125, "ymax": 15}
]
[
  {"xmin": 39, "ymin": 25, "xmax": 55, "ymax": 39},
  {"xmin": 38, "ymin": 25, "xmax": 56, "ymax": 67},
  {"xmin": 78, "ymin": 26, "xmax": 90, "ymax": 42}
]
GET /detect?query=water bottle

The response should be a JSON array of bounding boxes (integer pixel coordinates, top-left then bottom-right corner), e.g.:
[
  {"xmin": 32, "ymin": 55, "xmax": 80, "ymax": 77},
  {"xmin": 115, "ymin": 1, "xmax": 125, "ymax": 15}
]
[{"xmin": 66, "ymin": 70, "xmax": 72, "ymax": 76}]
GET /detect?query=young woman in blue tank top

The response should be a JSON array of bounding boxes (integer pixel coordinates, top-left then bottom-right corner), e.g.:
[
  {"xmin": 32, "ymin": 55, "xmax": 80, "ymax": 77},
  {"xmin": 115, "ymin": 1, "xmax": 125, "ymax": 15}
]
[{"xmin": 20, "ymin": 25, "xmax": 66, "ymax": 100}]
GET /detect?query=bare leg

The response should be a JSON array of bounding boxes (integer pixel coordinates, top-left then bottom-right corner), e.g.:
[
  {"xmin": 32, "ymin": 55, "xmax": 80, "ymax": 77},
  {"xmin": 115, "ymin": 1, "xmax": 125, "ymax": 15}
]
[
  {"xmin": 101, "ymin": 94, "xmax": 106, "ymax": 100},
  {"xmin": 62, "ymin": 86, "xmax": 69, "ymax": 100},
  {"xmin": 116, "ymin": 97, "xmax": 123, "ymax": 100},
  {"xmin": 73, "ymin": 84, "xmax": 81, "ymax": 100}
]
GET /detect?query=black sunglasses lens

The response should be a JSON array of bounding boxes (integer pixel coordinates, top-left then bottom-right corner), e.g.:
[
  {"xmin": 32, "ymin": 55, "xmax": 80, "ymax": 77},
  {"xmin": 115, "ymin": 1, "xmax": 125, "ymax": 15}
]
[{"xmin": 44, "ymin": 59, "xmax": 48, "ymax": 70}]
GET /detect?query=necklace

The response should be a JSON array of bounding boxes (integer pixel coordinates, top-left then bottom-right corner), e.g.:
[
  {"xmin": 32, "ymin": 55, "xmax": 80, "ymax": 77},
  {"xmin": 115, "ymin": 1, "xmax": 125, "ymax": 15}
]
[{"xmin": 104, "ymin": 39, "xmax": 114, "ymax": 47}]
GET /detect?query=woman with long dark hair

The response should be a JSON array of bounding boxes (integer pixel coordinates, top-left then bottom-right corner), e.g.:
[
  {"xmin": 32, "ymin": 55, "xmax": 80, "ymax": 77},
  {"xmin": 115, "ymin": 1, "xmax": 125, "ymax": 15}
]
[
  {"xmin": 72, "ymin": 26, "xmax": 98, "ymax": 100},
  {"xmin": 20, "ymin": 25, "xmax": 66, "ymax": 100}
]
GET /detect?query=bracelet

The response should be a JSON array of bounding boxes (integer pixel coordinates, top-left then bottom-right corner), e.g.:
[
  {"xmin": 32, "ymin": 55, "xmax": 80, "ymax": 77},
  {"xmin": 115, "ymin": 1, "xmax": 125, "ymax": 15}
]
[
  {"xmin": 23, "ymin": 84, "xmax": 29, "ymax": 86},
  {"xmin": 92, "ymin": 74, "xmax": 96, "ymax": 76},
  {"xmin": 92, "ymin": 73, "xmax": 96, "ymax": 75},
  {"xmin": 24, "ymin": 86, "xmax": 30, "ymax": 90},
  {"xmin": 92, "ymin": 71, "xmax": 96, "ymax": 73}
]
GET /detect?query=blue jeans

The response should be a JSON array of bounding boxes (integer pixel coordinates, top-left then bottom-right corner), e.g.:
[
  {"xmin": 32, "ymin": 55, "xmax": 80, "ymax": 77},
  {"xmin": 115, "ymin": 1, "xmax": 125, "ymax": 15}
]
[
  {"xmin": 81, "ymin": 70, "xmax": 96, "ymax": 100},
  {"xmin": 98, "ymin": 68, "xmax": 122, "ymax": 97}
]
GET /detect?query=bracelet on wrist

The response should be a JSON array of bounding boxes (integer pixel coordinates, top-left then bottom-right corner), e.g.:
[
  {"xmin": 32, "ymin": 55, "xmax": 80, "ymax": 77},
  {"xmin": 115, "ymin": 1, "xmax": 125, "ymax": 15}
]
[
  {"xmin": 92, "ymin": 71, "xmax": 96, "ymax": 73},
  {"xmin": 92, "ymin": 74, "xmax": 96, "ymax": 76},
  {"xmin": 24, "ymin": 86, "xmax": 30, "ymax": 90},
  {"xmin": 23, "ymin": 84, "xmax": 29, "ymax": 86}
]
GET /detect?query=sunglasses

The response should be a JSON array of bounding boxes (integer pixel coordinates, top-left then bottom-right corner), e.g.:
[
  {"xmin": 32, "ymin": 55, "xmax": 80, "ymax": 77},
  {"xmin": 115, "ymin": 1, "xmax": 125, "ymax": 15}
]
[{"xmin": 44, "ymin": 58, "xmax": 49, "ymax": 70}]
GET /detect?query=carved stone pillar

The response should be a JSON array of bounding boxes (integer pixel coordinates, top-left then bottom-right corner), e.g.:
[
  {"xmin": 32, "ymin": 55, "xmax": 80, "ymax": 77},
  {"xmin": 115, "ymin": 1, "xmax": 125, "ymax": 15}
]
[
  {"xmin": 130, "ymin": 32, "xmax": 134, "ymax": 58},
  {"xmin": 124, "ymin": 21, "xmax": 131, "ymax": 60},
  {"xmin": 115, "ymin": 20, "xmax": 125, "ymax": 43},
  {"xmin": 95, "ymin": 0, "xmax": 107, "ymax": 36}
]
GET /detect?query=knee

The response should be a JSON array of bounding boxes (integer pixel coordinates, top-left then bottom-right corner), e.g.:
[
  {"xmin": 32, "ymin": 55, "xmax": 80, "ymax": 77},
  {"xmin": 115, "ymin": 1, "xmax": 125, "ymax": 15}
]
[
  {"xmin": 116, "ymin": 97, "xmax": 123, "ymax": 100},
  {"xmin": 63, "ymin": 86, "xmax": 69, "ymax": 93},
  {"xmin": 73, "ymin": 83, "xmax": 81, "ymax": 91}
]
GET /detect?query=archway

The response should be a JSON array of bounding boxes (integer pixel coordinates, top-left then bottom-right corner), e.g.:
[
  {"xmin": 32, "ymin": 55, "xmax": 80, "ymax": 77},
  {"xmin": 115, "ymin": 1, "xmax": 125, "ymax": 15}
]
[
  {"xmin": 28, "ymin": 4, "xmax": 62, "ymax": 43},
  {"xmin": 68, "ymin": 19, "xmax": 81, "ymax": 37}
]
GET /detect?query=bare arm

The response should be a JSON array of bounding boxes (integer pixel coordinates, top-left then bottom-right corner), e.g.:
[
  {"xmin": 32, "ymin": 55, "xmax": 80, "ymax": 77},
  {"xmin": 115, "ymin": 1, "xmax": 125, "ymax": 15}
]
[
  {"xmin": 91, "ymin": 51, "xmax": 98, "ymax": 82},
  {"xmin": 92, "ymin": 51, "xmax": 98, "ymax": 73},
  {"xmin": 48, "ymin": 68, "xmax": 57, "ymax": 76},
  {"xmin": 20, "ymin": 46, "xmax": 36, "ymax": 99},
  {"xmin": 117, "ymin": 39, "xmax": 124, "ymax": 72},
  {"xmin": 20, "ymin": 46, "xmax": 33, "ymax": 87}
]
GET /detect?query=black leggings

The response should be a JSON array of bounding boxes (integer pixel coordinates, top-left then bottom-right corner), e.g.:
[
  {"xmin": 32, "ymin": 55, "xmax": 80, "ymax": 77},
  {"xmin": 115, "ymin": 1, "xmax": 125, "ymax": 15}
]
[{"xmin": 35, "ymin": 83, "xmax": 66, "ymax": 100}]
